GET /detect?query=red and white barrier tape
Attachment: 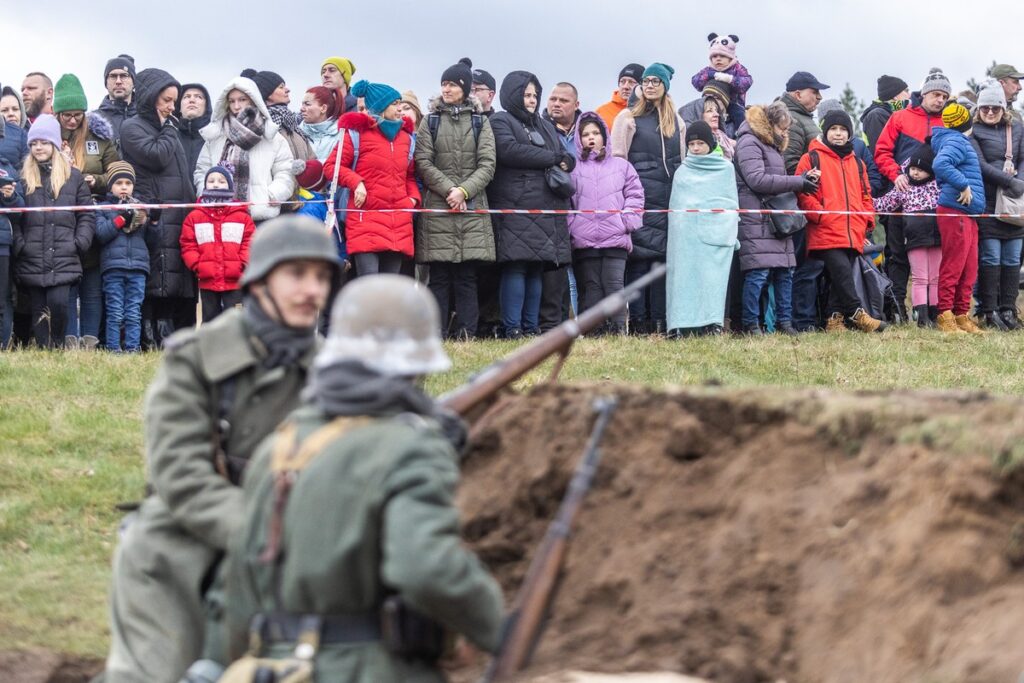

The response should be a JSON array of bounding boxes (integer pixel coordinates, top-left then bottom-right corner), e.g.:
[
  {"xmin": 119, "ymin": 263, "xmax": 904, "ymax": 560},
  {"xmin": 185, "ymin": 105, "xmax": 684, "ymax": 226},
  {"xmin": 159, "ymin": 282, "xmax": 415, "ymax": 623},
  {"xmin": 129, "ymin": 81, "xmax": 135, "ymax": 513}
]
[{"xmin": 0, "ymin": 198, "xmax": 1016, "ymax": 220}]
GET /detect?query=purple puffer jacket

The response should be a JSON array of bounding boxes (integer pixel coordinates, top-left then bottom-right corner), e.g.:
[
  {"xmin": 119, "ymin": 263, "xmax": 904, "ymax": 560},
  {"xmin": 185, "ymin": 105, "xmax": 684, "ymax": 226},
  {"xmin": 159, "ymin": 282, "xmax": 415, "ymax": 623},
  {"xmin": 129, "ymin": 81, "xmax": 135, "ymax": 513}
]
[{"xmin": 568, "ymin": 112, "xmax": 645, "ymax": 251}]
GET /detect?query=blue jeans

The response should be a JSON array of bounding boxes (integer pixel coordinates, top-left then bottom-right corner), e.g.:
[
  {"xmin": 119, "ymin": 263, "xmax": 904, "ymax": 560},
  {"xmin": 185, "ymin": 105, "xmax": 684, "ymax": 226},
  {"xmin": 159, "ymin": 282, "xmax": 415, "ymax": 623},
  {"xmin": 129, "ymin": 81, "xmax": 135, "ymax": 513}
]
[
  {"xmin": 500, "ymin": 262, "xmax": 543, "ymax": 334},
  {"xmin": 67, "ymin": 265, "xmax": 103, "ymax": 338},
  {"xmin": 743, "ymin": 267, "xmax": 793, "ymax": 328},
  {"xmin": 103, "ymin": 269, "xmax": 146, "ymax": 351},
  {"xmin": 791, "ymin": 231, "xmax": 824, "ymax": 330},
  {"xmin": 979, "ymin": 238, "xmax": 1023, "ymax": 266}
]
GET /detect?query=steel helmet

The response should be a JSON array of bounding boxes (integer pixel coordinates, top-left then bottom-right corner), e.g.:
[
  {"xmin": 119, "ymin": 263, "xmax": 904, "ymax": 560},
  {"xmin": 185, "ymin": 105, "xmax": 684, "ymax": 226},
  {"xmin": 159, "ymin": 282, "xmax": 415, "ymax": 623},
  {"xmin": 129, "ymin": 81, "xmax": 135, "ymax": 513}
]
[
  {"xmin": 239, "ymin": 215, "xmax": 340, "ymax": 288},
  {"xmin": 317, "ymin": 275, "xmax": 450, "ymax": 376}
]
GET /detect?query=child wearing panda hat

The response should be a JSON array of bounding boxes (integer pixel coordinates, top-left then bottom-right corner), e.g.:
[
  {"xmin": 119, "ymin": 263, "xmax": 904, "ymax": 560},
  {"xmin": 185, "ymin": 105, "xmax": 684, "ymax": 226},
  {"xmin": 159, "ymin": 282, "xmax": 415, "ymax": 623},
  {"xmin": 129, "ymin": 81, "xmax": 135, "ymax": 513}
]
[{"xmin": 691, "ymin": 32, "xmax": 753, "ymax": 125}]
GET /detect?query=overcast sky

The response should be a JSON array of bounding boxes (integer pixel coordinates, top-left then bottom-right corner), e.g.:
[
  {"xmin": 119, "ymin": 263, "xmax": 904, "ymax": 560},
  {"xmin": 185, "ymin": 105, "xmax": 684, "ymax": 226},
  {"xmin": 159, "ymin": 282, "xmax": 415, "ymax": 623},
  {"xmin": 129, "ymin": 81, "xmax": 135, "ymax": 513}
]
[{"xmin": 6, "ymin": 1, "xmax": 1024, "ymax": 118}]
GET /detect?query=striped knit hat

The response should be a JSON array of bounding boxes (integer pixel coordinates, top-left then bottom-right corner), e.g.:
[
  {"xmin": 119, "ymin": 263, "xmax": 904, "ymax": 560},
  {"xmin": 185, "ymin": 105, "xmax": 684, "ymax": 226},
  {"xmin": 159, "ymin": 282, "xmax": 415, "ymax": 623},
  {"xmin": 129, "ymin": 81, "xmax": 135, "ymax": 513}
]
[
  {"xmin": 106, "ymin": 160, "xmax": 136, "ymax": 189},
  {"xmin": 942, "ymin": 102, "xmax": 971, "ymax": 132}
]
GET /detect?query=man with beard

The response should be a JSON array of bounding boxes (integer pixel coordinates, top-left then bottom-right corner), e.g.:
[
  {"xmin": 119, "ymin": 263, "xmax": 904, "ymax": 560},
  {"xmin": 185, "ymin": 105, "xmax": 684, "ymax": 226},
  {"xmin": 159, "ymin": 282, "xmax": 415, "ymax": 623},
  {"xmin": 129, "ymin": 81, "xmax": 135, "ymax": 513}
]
[
  {"xmin": 20, "ymin": 72, "xmax": 53, "ymax": 125},
  {"xmin": 94, "ymin": 55, "xmax": 138, "ymax": 146}
]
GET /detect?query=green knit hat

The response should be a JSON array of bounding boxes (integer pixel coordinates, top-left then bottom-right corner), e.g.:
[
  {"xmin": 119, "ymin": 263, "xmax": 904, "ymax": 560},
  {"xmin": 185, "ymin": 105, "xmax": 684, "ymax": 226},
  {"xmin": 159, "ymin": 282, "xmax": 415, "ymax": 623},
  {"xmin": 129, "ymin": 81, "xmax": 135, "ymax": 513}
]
[{"xmin": 53, "ymin": 73, "xmax": 88, "ymax": 113}]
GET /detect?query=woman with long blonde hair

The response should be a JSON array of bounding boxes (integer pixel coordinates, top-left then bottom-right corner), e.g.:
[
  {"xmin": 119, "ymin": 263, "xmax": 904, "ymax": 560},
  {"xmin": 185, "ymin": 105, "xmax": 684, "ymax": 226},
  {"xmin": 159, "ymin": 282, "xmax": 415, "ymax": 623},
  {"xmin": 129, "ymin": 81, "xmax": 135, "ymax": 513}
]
[
  {"xmin": 13, "ymin": 115, "xmax": 95, "ymax": 348},
  {"xmin": 53, "ymin": 73, "xmax": 119, "ymax": 347},
  {"xmin": 611, "ymin": 62, "xmax": 686, "ymax": 335}
]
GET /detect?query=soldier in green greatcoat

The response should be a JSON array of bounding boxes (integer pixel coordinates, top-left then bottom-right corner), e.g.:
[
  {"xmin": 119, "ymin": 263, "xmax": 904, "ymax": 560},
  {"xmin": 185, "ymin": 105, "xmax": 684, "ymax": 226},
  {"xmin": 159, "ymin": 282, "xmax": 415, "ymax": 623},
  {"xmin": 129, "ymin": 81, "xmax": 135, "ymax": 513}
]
[
  {"xmin": 217, "ymin": 274, "xmax": 504, "ymax": 682},
  {"xmin": 102, "ymin": 215, "xmax": 341, "ymax": 683}
]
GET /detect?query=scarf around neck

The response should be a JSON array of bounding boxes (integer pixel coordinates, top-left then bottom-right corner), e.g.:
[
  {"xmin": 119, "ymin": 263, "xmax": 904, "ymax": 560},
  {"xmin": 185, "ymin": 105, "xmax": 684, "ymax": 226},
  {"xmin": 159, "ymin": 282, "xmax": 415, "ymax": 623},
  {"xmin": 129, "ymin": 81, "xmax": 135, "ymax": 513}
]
[
  {"xmin": 825, "ymin": 139, "xmax": 854, "ymax": 158},
  {"xmin": 302, "ymin": 360, "xmax": 468, "ymax": 451},
  {"xmin": 267, "ymin": 103, "xmax": 305, "ymax": 138},
  {"xmin": 242, "ymin": 296, "xmax": 317, "ymax": 369},
  {"xmin": 375, "ymin": 115, "xmax": 403, "ymax": 141},
  {"xmin": 219, "ymin": 107, "xmax": 265, "ymax": 202}
]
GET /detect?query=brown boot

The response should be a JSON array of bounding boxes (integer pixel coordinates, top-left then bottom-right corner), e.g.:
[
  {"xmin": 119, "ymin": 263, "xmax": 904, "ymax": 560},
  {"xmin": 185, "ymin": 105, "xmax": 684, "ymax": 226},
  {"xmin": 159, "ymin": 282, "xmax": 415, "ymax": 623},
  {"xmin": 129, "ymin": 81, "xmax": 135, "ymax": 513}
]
[
  {"xmin": 955, "ymin": 314, "xmax": 986, "ymax": 335},
  {"xmin": 825, "ymin": 312, "xmax": 848, "ymax": 333},
  {"xmin": 850, "ymin": 308, "xmax": 887, "ymax": 333},
  {"xmin": 936, "ymin": 310, "xmax": 966, "ymax": 334}
]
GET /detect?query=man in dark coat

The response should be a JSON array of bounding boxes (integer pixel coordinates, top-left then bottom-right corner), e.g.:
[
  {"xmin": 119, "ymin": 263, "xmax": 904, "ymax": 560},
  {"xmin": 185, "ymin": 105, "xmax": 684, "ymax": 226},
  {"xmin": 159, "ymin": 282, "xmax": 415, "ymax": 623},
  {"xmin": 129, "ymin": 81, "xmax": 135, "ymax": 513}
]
[
  {"xmin": 93, "ymin": 55, "xmax": 138, "ymax": 148},
  {"xmin": 174, "ymin": 83, "xmax": 211, "ymax": 174},
  {"xmin": 120, "ymin": 68, "xmax": 197, "ymax": 347}
]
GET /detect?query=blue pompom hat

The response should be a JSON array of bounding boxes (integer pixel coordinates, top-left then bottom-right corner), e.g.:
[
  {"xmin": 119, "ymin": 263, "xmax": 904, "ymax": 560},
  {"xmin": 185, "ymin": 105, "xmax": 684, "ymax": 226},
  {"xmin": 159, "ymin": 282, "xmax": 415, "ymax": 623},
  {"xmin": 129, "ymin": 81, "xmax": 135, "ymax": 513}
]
[{"xmin": 350, "ymin": 79, "xmax": 402, "ymax": 116}]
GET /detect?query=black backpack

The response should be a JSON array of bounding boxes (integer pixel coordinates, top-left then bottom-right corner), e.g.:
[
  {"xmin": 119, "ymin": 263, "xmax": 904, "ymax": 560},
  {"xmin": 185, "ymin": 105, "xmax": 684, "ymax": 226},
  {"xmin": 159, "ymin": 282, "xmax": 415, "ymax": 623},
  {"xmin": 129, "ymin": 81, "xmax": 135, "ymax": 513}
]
[{"xmin": 427, "ymin": 112, "xmax": 484, "ymax": 146}]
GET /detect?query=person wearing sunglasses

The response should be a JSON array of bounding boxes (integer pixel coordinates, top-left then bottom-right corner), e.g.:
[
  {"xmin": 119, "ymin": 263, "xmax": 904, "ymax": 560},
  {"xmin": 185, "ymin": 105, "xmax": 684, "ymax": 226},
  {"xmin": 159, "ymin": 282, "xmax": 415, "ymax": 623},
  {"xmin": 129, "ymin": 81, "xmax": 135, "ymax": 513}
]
[
  {"xmin": 968, "ymin": 80, "xmax": 1024, "ymax": 330},
  {"xmin": 487, "ymin": 70, "xmax": 574, "ymax": 340},
  {"xmin": 52, "ymin": 73, "xmax": 120, "ymax": 349},
  {"xmin": 94, "ymin": 55, "xmax": 137, "ymax": 146},
  {"xmin": 610, "ymin": 63, "xmax": 685, "ymax": 335}
]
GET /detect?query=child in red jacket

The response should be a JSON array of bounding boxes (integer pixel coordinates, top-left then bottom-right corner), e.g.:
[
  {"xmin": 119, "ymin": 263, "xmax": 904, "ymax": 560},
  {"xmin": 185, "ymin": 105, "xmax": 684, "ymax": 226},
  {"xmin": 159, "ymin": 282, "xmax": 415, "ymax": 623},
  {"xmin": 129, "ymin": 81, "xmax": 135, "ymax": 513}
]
[
  {"xmin": 180, "ymin": 166, "xmax": 255, "ymax": 322},
  {"xmin": 796, "ymin": 110, "xmax": 885, "ymax": 333}
]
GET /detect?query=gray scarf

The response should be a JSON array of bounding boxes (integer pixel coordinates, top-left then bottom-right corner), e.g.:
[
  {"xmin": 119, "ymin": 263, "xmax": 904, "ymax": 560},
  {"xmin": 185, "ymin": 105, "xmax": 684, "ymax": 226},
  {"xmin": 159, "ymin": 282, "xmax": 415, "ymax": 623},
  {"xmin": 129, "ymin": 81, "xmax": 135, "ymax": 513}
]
[
  {"xmin": 220, "ymin": 106, "xmax": 265, "ymax": 201},
  {"xmin": 242, "ymin": 297, "xmax": 317, "ymax": 369},
  {"xmin": 303, "ymin": 360, "xmax": 467, "ymax": 451}
]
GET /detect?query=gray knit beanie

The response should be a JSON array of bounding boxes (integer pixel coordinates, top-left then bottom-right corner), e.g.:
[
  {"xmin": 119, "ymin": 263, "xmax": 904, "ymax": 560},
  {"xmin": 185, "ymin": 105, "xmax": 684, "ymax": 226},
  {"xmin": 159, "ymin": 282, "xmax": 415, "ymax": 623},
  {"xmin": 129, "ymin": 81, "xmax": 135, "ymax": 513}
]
[
  {"xmin": 976, "ymin": 79, "xmax": 1007, "ymax": 109},
  {"xmin": 920, "ymin": 68, "xmax": 952, "ymax": 97}
]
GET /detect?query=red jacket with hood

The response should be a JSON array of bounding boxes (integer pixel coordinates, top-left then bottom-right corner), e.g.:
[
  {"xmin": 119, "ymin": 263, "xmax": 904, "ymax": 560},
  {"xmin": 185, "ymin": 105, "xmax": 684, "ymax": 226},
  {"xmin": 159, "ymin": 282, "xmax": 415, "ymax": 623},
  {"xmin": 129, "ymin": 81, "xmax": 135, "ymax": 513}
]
[
  {"xmin": 796, "ymin": 139, "xmax": 874, "ymax": 253},
  {"xmin": 873, "ymin": 103, "xmax": 945, "ymax": 182},
  {"xmin": 179, "ymin": 204, "xmax": 255, "ymax": 291},
  {"xmin": 324, "ymin": 112, "xmax": 420, "ymax": 257}
]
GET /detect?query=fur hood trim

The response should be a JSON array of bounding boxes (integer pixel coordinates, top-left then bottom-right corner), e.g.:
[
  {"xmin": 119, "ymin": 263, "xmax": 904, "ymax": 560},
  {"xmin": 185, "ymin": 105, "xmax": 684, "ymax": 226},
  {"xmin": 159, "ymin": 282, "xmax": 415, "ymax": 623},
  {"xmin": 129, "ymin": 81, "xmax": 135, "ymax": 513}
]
[
  {"xmin": 426, "ymin": 94, "xmax": 484, "ymax": 115},
  {"xmin": 338, "ymin": 111, "xmax": 416, "ymax": 135},
  {"xmin": 86, "ymin": 112, "xmax": 114, "ymax": 141},
  {"xmin": 745, "ymin": 105, "xmax": 788, "ymax": 151}
]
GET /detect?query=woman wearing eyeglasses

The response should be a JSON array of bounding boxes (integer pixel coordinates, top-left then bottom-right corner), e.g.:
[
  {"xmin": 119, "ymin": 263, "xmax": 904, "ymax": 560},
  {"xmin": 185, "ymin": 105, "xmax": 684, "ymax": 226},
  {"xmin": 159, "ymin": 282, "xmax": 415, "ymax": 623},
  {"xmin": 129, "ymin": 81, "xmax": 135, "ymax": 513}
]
[
  {"xmin": 53, "ymin": 74, "xmax": 120, "ymax": 348},
  {"xmin": 487, "ymin": 70, "xmax": 574, "ymax": 340},
  {"xmin": 611, "ymin": 63, "xmax": 686, "ymax": 335},
  {"xmin": 969, "ymin": 80, "xmax": 1024, "ymax": 330}
]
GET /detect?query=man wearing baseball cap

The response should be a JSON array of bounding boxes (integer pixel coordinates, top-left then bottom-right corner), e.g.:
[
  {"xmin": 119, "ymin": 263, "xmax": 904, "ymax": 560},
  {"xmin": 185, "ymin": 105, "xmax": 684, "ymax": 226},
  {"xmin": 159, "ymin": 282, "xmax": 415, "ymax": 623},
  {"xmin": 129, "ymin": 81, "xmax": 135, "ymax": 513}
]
[
  {"xmin": 596, "ymin": 63, "xmax": 644, "ymax": 131},
  {"xmin": 471, "ymin": 67, "xmax": 497, "ymax": 116},
  {"xmin": 991, "ymin": 64, "xmax": 1024, "ymax": 122}
]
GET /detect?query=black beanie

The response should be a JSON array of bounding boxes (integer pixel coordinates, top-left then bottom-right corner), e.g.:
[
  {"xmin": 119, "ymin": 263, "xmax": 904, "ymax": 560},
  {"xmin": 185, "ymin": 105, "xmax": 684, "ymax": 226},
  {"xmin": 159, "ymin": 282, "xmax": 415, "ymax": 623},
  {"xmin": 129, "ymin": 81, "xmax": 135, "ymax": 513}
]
[
  {"xmin": 821, "ymin": 109, "xmax": 854, "ymax": 136},
  {"xmin": 685, "ymin": 120, "xmax": 717, "ymax": 150},
  {"xmin": 442, "ymin": 58, "xmax": 474, "ymax": 98},
  {"xmin": 104, "ymin": 54, "xmax": 136, "ymax": 82},
  {"xmin": 877, "ymin": 75, "xmax": 909, "ymax": 102},
  {"xmin": 618, "ymin": 63, "xmax": 645, "ymax": 83},
  {"xmin": 241, "ymin": 69, "xmax": 284, "ymax": 102},
  {"xmin": 907, "ymin": 143, "xmax": 935, "ymax": 177}
]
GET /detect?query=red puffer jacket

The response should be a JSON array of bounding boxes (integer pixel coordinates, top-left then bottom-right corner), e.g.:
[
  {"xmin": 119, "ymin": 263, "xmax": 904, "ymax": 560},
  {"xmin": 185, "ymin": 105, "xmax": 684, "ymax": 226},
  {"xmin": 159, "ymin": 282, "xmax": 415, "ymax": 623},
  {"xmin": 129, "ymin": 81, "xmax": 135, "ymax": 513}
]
[
  {"xmin": 179, "ymin": 204, "xmax": 255, "ymax": 291},
  {"xmin": 796, "ymin": 139, "xmax": 874, "ymax": 253},
  {"xmin": 324, "ymin": 112, "xmax": 420, "ymax": 257}
]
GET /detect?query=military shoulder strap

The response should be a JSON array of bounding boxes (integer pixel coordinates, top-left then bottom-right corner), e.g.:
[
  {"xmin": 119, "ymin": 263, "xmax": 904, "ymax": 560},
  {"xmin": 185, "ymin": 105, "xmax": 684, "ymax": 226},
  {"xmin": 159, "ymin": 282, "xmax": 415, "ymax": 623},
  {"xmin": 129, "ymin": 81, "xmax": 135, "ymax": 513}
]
[{"xmin": 259, "ymin": 416, "xmax": 374, "ymax": 565}]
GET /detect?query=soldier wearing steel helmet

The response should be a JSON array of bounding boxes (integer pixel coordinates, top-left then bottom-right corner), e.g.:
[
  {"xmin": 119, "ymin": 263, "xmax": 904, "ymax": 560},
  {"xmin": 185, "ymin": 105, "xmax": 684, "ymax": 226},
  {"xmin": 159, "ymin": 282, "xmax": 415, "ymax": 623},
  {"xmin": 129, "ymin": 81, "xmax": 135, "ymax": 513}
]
[
  {"xmin": 102, "ymin": 215, "xmax": 341, "ymax": 683},
  {"xmin": 214, "ymin": 274, "xmax": 504, "ymax": 682}
]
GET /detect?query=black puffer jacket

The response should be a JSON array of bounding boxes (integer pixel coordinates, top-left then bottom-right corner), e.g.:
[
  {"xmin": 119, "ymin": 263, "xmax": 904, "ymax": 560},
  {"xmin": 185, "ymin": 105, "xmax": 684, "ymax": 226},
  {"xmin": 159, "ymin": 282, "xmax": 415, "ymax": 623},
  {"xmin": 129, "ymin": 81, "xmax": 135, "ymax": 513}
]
[
  {"xmin": 487, "ymin": 71, "xmax": 571, "ymax": 266},
  {"xmin": 13, "ymin": 166, "xmax": 95, "ymax": 288},
  {"xmin": 174, "ymin": 82, "xmax": 212, "ymax": 174},
  {"xmin": 971, "ymin": 118, "xmax": 1024, "ymax": 240},
  {"xmin": 120, "ymin": 68, "xmax": 196, "ymax": 299}
]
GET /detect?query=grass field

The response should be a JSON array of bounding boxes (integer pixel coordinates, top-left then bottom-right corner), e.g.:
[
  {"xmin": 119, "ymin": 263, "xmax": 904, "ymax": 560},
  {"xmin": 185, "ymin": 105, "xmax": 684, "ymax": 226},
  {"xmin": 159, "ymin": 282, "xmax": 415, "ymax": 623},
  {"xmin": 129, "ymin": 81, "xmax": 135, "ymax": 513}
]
[{"xmin": 2, "ymin": 328, "xmax": 1024, "ymax": 657}]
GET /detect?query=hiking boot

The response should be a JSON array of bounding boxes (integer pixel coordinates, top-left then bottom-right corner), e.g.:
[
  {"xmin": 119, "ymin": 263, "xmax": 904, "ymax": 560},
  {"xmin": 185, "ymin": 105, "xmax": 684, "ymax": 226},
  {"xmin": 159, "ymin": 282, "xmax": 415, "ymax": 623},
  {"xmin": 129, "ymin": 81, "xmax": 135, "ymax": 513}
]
[
  {"xmin": 504, "ymin": 328, "xmax": 524, "ymax": 340},
  {"xmin": 81, "ymin": 334, "xmax": 100, "ymax": 350},
  {"xmin": 979, "ymin": 311, "xmax": 1010, "ymax": 331},
  {"xmin": 849, "ymin": 308, "xmax": 887, "ymax": 333},
  {"xmin": 825, "ymin": 312, "xmax": 848, "ymax": 333},
  {"xmin": 1000, "ymin": 308, "xmax": 1022, "ymax": 331},
  {"xmin": 776, "ymin": 321, "xmax": 799, "ymax": 336},
  {"xmin": 913, "ymin": 304, "xmax": 933, "ymax": 329},
  {"xmin": 743, "ymin": 324, "xmax": 764, "ymax": 336},
  {"xmin": 64, "ymin": 335, "xmax": 79, "ymax": 350},
  {"xmin": 955, "ymin": 314, "xmax": 986, "ymax": 335},
  {"xmin": 936, "ymin": 310, "xmax": 966, "ymax": 334}
]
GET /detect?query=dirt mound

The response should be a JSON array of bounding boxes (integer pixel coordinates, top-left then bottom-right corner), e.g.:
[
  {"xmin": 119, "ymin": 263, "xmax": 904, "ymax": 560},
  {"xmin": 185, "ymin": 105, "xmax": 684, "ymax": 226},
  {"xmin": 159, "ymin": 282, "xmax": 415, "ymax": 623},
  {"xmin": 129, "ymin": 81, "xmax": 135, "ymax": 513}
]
[
  {"xmin": 456, "ymin": 384, "xmax": 1024, "ymax": 683},
  {"xmin": 0, "ymin": 651, "xmax": 103, "ymax": 683}
]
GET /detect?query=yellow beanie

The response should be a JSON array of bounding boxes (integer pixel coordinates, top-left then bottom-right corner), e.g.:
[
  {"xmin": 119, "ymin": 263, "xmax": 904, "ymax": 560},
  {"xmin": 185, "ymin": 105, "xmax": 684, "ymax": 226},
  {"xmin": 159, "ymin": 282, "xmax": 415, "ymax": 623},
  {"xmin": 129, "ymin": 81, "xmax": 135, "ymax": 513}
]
[
  {"xmin": 321, "ymin": 57, "xmax": 356, "ymax": 86},
  {"xmin": 942, "ymin": 102, "xmax": 971, "ymax": 131}
]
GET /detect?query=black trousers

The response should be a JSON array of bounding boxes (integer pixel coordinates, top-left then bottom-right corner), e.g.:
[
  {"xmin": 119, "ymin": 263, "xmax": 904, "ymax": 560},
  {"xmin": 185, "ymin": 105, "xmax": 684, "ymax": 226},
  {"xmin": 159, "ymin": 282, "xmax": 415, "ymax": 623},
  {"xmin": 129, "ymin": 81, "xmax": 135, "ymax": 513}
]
[
  {"xmin": 352, "ymin": 251, "xmax": 404, "ymax": 277},
  {"xmin": 27, "ymin": 284, "xmax": 71, "ymax": 348},
  {"xmin": 574, "ymin": 250, "xmax": 627, "ymax": 327},
  {"xmin": 624, "ymin": 258, "xmax": 666, "ymax": 324},
  {"xmin": 815, "ymin": 248, "xmax": 861, "ymax": 317},
  {"xmin": 200, "ymin": 289, "xmax": 243, "ymax": 323},
  {"xmin": 539, "ymin": 265, "xmax": 569, "ymax": 332},
  {"xmin": 428, "ymin": 262, "xmax": 480, "ymax": 338},
  {"xmin": 883, "ymin": 215, "xmax": 910, "ymax": 307}
]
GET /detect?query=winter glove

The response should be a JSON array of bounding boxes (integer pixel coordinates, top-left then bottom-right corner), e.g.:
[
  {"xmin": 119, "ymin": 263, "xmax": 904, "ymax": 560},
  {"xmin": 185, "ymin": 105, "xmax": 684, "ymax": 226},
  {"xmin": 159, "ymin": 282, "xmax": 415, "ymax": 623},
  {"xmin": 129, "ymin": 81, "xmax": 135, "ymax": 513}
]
[
  {"xmin": 559, "ymin": 153, "xmax": 577, "ymax": 172},
  {"xmin": 148, "ymin": 207, "xmax": 163, "ymax": 224},
  {"xmin": 800, "ymin": 172, "xmax": 820, "ymax": 194},
  {"xmin": 289, "ymin": 159, "xmax": 308, "ymax": 176},
  {"xmin": 713, "ymin": 72, "xmax": 735, "ymax": 84},
  {"xmin": 1004, "ymin": 177, "xmax": 1024, "ymax": 199},
  {"xmin": 117, "ymin": 209, "xmax": 135, "ymax": 227}
]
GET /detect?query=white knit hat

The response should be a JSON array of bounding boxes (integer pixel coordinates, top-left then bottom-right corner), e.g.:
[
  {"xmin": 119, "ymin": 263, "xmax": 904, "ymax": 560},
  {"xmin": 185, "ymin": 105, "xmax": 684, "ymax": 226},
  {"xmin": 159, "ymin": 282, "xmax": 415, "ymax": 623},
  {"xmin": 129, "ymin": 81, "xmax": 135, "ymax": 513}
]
[{"xmin": 977, "ymin": 79, "xmax": 1007, "ymax": 109}]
